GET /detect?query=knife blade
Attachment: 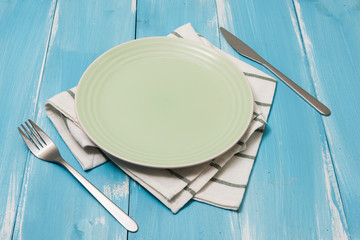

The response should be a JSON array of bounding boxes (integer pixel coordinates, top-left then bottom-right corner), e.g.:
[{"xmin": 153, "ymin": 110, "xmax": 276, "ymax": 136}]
[{"xmin": 220, "ymin": 27, "xmax": 330, "ymax": 116}]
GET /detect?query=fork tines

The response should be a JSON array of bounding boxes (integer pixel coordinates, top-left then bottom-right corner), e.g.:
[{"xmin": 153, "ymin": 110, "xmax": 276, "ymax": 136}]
[{"xmin": 18, "ymin": 119, "xmax": 49, "ymax": 151}]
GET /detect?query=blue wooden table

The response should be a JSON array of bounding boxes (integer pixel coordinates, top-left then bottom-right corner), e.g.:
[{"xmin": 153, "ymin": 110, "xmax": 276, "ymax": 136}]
[{"xmin": 1, "ymin": 0, "xmax": 359, "ymax": 239}]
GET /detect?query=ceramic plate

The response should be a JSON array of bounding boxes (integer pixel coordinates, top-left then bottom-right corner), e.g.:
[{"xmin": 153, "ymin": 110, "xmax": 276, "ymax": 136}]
[{"xmin": 76, "ymin": 37, "xmax": 253, "ymax": 168}]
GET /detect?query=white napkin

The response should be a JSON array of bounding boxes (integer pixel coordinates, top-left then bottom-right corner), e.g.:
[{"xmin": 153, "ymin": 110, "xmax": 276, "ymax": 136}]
[{"xmin": 45, "ymin": 23, "xmax": 276, "ymax": 213}]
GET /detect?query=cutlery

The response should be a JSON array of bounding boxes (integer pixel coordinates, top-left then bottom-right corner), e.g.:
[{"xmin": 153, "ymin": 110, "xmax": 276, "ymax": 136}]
[
  {"xmin": 18, "ymin": 119, "xmax": 138, "ymax": 232},
  {"xmin": 220, "ymin": 27, "xmax": 331, "ymax": 116}
]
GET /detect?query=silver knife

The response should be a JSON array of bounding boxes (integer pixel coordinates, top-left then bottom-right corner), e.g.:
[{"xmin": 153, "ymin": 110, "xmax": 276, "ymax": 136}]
[{"xmin": 220, "ymin": 27, "xmax": 330, "ymax": 116}]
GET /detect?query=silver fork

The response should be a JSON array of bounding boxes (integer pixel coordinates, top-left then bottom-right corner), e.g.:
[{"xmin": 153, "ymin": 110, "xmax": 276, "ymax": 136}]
[{"xmin": 18, "ymin": 119, "xmax": 138, "ymax": 232}]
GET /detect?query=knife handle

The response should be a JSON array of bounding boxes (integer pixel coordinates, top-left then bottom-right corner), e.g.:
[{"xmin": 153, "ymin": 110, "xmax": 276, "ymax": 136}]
[{"xmin": 263, "ymin": 61, "xmax": 331, "ymax": 116}]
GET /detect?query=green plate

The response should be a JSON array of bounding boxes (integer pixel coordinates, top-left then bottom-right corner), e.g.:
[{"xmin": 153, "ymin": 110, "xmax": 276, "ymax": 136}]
[{"xmin": 76, "ymin": 37, "xmax": 253, "ymax": 168}]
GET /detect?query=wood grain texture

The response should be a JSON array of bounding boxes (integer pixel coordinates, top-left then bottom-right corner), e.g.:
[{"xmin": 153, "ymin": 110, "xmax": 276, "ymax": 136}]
[
  {"xmin": 9, "ymin": 1, "xmax": 136, "ymax": 239},
  {"xmin": 0, "ymin": 1, "xmax": 56, "ymax": 239},
  {"xmin": 216, "ymin": 0, "xmax": 349, "ymax": 239},
  {"xmin": 293, "ymin": 0, "xmax": 360, "ymax": 238}
]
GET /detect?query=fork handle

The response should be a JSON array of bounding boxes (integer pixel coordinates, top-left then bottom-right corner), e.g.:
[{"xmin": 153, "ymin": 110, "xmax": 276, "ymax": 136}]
[{"xmin": 57, "ymin": 157, "xmax": 138, "ymax": 232}]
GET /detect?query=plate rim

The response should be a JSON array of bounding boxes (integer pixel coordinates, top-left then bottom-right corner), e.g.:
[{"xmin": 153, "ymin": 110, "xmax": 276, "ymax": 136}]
[{"xmin": 75, "ymin": 36, "xmax": 254, "ymax": 168}]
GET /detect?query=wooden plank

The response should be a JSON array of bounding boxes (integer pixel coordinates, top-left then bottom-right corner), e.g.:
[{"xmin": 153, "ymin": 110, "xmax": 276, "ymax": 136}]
[
  {"xmin": 128, "ymin": 0, "xmax": 247, "ymax": 239},
  {"xmin": 135, "ymin": 0, "xmax": 220, "ymax": 43},
  {"xmin": 293, "ymin": 0, "xmax": 360, "ymax": 238},
  {"xmin": 129, "ymin": 184, "xmax": 248, "ymax": 239},
  {"xmin": 218, "ymin": 0, "xmax": 349, "ymax": 239},
  {"xmin": 0, "ymin": 1, "xmax": 56, "ymax": 239},
  {"xmin": 11, "ymin": 1, "xmax": 136, "ymax": 239}
]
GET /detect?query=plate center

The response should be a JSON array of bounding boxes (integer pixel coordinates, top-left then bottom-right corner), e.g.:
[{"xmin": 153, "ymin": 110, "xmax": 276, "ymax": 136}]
[{"xmin": 96, "ymin": 57, "xmax": 233, "ymax": 155}]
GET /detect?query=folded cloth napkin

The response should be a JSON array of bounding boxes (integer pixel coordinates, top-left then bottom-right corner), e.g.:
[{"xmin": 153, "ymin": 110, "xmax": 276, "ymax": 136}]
[{"xmin": 45, "ymin": 23, "xmax": 276, "ymax": 213}]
